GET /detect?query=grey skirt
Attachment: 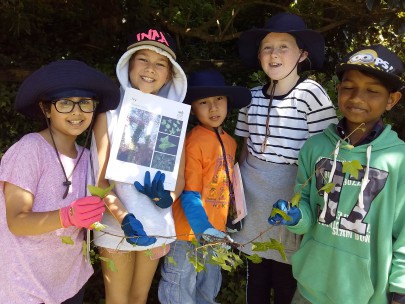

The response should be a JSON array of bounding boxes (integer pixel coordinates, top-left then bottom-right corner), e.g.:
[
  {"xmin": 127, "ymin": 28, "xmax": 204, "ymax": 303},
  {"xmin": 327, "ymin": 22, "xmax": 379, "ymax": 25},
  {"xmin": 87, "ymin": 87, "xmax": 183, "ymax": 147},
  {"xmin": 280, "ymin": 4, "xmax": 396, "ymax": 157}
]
[{"xmin": 231, "ymin": 153, "xmax": 301, "ymax": 264}]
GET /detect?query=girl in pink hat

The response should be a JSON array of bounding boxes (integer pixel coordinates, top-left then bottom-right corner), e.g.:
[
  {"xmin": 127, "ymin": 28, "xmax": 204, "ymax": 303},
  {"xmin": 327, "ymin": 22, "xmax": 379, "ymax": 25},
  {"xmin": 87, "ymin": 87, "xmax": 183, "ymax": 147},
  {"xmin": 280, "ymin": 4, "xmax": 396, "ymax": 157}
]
[{"xmin": 90, "ymin": 28, "xmax": 188, "ymax": 304}]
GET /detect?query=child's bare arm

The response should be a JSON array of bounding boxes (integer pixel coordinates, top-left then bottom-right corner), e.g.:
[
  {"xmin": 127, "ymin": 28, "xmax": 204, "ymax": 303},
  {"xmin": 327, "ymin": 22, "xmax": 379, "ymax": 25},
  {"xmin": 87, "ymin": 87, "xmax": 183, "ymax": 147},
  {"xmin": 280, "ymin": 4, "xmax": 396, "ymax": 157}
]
[{"xmin": 93, "ymin": 112, "xmax": 129, "ymax": 224}]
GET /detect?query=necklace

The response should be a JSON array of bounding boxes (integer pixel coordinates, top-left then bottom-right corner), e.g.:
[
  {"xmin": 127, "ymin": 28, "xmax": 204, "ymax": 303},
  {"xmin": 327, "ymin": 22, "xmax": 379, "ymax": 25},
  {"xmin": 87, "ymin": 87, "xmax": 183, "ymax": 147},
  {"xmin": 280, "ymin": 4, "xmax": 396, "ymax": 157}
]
[
  {"xmin": 48, "ymin": 129, "xmax": 87, "ymax": 199},
  {"xmin": 45, "ymin": 117, "xmax": 94, "ymax": 199},
  {"xmin": 261, "ymin": 80, "xmax": 277, "ymax": 153},
  {"xmin": 261, "ymin": 51, "xmax": 303, "ymax": 153}
]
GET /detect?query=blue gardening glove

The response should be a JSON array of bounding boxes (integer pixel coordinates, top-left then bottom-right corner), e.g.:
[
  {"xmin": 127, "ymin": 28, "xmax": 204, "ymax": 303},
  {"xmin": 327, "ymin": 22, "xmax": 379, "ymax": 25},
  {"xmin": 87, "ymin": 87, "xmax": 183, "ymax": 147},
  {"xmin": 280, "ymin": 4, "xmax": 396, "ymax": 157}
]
[
  {"xmin": 268, "ymin": 199, "xmax": 302, "ymax": 226},
  {"xmin": 121, "ymin": 213, "xmax": 157, "ymax": 246},
  {"xmin": 134, "ymin": 171, "xmax": 173, "ymax": 209}
]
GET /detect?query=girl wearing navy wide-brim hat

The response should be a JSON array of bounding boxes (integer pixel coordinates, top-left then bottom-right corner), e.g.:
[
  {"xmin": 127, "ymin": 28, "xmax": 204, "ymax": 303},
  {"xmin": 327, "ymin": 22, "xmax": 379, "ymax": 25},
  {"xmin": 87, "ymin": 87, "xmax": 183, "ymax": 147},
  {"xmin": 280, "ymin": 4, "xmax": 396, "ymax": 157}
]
[
  {"xmin": 0, "ymin": 60, "xmax": 119, "ymax": 303},
  {"xmin": 159, "ymin": 69, "xmax": 251, "ymax": 304},
  {"xmin": 232, "ymin": 12, "xmax": 338, "ymax": 304}
]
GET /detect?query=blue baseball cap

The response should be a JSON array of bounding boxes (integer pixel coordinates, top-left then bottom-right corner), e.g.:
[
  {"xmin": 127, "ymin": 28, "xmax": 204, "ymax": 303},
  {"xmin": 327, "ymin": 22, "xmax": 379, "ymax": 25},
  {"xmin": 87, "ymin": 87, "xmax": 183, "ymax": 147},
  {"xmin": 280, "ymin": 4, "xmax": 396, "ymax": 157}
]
[{"xmin": 336, "ymin": 44, "xmax": 405, "ymax": 91}]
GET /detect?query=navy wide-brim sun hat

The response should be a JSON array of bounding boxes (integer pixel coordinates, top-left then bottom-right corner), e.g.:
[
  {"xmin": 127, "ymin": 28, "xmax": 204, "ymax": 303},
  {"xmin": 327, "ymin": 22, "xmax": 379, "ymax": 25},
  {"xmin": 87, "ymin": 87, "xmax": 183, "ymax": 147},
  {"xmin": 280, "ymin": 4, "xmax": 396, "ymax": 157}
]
[
  {"xmin": 336, "ymin": 44, "xmax": 405, "ymax": 91},
  {"xmin": 184, "ymin": 69, "xmax": 251, "ymax": 109},
  {"xmin": 15, "ymin": 60, "xmax": 120, "ymax": 118},
  {"xmin": 238, "ymin": 12, "xmax": 325, "ymax": 70}
]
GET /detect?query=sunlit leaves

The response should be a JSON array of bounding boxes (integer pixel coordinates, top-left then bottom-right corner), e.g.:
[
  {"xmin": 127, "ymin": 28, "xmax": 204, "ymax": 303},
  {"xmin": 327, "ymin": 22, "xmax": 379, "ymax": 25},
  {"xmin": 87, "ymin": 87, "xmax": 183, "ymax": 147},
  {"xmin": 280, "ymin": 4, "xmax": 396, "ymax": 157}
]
[
  {"xmin": 87, "ymin": 182, "xmax": 115, "ymax": 198},
  {"xmin": 188, "ymin": 254, "xmax": 206, "ymax": 273},
  {"xmin": 99, "ymin": 256, "xmax": 117, "ymax": 272},
  {"xmin": 91, "ymin": 221, "xmax": 107, "ymax": 231},
  {"xmin": 343, "ymin": 160, "xmax": 363, "ymax": 179},
  {"xmin": 87, "ymin": 183, "xmax": 113, "ymax": 230},
  {"xmin": 269, "ymin": 208, "xmax": 291, "ymax": 222},
  {"xmin": 167, "ymin": 256, "xmax": 177, "ymax": 266},
  {"xmin": 60, "ymin": 235, "xmax": 74, "ymax": 245},
  {"xmin": 209, "ymin": 247, "xmax": 244, "ymax": 272},
  {"xmin": 245, "ymin": 253, "xmax": 262, "ymax": 264},
  {"xmin": 319, "ymin": 182, "xmax": 335, "ymax": 194},
  {"xmin": 252, "ymin": 239, "xmax": 286, "ymax": 261},
  {"xmin": 290, "ymin": 192, "xmax": 301, "ymax": 207}
]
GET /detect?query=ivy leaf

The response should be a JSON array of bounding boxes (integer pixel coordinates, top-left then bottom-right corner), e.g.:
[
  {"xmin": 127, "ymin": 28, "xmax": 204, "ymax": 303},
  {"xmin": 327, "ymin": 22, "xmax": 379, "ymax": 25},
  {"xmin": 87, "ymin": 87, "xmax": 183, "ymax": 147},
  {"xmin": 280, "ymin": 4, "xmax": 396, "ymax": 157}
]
[
  {"xmin": 268, "ymin": 238, "xmax": 286, "ymax": 261},
  {"xmin": 90, "ymin": 221, "xmax": 107, "ymax": 231},
  {"xmin": 190, "ymin": 238, "xmax": 200, "ymax": 247},
  {"xmin": 188, "ymin": 255, "xmax": 206, "ymax": 273},
  {"xmin": 245, "ymin": 253, "xmax": 262, "ymax": 264},
  {"xmin": 269, "ymin": 209, "xmax": 291, "ymax": 222},
  {"xmin": 60, "ymin": 236, "xmax": 74, "ymax": 245},
  {"xmin": 251, "ymin": 241, "xmax": 269, "ymax": 252},
  {"xmin": 167, "ymin": 256, "xmax": 177, "ymax": 266},
  {"xmin": 99, "ymin": 256, "xmax": 117, "ymax": 272},
  {"xmin": 342, "ymin": 144, "xmax": 355, "ymax": 150},
  {"xmin": 342, "ymin": 160, "xmax": 363, "ymax": 179},
  {"xmin": 319, "ymin": 182, "xmax": 335, "ymax": 194},
  {"xmin": 290, "ymin": 192, "xmax": 301, "ymax": 207},
  {"xmin": 251, "ymin": 239, "xmax": 287, "ymax": 261},
  {"xmin": 87, "ymin": 182, "xmax": 115, "ymax": 198},
  {"xmin": 231, "ymin": 253, "xmax": 243, "ymax": 266}
]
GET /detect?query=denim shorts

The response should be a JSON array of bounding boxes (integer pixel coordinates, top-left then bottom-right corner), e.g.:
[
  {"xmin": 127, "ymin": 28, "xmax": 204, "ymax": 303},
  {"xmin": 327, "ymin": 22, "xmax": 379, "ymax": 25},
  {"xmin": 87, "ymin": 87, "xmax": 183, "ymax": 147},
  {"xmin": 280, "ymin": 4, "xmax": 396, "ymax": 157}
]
[{"xmin": 158, "ymin": 240, "xmax": 222, "ymax": 304}]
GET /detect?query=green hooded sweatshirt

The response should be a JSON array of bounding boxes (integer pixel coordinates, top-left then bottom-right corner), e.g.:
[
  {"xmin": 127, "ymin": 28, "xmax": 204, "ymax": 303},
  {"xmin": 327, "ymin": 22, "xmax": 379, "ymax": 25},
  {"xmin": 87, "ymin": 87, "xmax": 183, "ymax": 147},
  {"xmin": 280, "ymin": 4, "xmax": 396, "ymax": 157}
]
[{"xmin": 288, "ymin": 123, "xmax": 405, "ymax": 304}]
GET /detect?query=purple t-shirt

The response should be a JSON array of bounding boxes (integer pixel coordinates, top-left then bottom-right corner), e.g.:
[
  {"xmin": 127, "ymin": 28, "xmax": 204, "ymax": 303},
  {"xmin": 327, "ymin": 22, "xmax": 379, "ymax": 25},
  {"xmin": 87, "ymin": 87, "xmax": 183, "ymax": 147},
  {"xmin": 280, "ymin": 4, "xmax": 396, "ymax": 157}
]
[{"xmin": 0, "ymin": 133, "xmax": 93, "ymax": 303}]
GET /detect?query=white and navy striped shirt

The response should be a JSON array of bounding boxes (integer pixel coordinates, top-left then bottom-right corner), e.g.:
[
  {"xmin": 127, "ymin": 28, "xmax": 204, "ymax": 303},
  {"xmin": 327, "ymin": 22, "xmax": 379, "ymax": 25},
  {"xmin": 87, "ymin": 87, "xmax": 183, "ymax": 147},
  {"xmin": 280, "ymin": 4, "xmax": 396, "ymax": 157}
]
[{"xmin": 235, "ymin": 77, "xmax": 338, "ymax": 165}]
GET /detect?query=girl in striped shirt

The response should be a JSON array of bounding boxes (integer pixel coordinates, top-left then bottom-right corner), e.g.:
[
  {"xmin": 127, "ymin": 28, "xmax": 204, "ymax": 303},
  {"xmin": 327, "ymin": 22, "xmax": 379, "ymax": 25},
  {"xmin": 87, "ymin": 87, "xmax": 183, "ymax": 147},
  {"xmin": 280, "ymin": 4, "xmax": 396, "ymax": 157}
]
[{"xmin": 232, "ymin": 12, "xmax": 337, "ymax": 304}]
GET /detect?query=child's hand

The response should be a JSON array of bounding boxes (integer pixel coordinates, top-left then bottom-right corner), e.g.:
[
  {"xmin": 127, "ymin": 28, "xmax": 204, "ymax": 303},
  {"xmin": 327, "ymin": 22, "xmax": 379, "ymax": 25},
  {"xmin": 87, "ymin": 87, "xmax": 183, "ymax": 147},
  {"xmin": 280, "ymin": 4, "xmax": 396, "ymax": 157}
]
[
  {"xmin": 121, "ymin": 213, "xmax": 157, "ymax": 246},
  {"xmin": 59, "ymin": 196, "xmax": 105, "ymax": 229},
  {"xmin": 268, "ymin": 199, "xmax": 301, "ymax": 226},
  {"xmin": 134, "ymin": 171, "xmax": 173, "ymax": 208}
]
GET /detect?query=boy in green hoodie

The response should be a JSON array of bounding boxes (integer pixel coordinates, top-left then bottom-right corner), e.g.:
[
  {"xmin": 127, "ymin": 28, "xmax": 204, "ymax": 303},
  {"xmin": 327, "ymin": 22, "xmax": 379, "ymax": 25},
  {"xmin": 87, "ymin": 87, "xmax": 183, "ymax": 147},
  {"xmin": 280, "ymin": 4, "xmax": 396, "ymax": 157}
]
[{"xmin": 268, "ymin": 44, "xmax": 405, "ymax": 304}]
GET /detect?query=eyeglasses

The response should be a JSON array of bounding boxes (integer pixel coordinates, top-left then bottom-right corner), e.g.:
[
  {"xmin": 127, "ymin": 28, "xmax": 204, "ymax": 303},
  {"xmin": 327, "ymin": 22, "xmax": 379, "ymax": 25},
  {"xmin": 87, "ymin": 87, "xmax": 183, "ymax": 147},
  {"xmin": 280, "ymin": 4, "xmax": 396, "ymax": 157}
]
[{"xmin": 51, "ymin": 98, "xmax": 98, "ymax": 113}]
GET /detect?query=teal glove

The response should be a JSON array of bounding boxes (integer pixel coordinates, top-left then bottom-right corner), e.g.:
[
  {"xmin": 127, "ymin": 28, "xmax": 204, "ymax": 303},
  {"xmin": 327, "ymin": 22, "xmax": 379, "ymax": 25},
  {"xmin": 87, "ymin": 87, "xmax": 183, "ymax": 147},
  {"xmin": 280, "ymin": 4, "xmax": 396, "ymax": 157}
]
[
  {"xmin": 268, "ymin": 199, "xmax": 301, "ymax": 226},
  {"xmin": 134, "ymin": 171, "xmax": 173, "ymax": 208}
]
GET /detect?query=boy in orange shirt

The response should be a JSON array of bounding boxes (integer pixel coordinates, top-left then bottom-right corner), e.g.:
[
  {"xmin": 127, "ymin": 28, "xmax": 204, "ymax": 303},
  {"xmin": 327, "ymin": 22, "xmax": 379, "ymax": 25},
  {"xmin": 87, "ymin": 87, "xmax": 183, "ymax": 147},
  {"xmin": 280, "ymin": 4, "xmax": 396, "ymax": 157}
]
[{"xmin": 158, "ymin": 69, "xmax": 251, "ymax": 303}]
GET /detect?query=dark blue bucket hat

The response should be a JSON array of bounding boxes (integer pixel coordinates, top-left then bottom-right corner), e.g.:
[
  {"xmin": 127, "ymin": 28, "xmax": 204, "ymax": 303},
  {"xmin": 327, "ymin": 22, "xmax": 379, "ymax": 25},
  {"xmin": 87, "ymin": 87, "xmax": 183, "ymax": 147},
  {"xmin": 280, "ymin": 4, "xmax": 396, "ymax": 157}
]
[
  {"xmin": 336, "ymin": 44, "xmax": 405, "ymax": 91},
  {"xmin": 238, "ymin": 12, "xmax": 325, "ymax": 70},
  {"xmin": 184, "ymin": 69, "xmax": 251, "ymax": 109},
  {"xmin": 15, "ymin": 60, "xmax": 120, "ymax": 118}
]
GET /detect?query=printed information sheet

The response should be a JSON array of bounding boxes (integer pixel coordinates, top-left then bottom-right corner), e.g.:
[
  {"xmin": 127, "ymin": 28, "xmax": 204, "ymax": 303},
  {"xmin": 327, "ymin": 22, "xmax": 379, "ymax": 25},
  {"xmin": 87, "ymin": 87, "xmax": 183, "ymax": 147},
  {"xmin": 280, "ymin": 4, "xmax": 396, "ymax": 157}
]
[{"xmin": 106, "ymin": 88, "xmax": 190, "ymax": 191}]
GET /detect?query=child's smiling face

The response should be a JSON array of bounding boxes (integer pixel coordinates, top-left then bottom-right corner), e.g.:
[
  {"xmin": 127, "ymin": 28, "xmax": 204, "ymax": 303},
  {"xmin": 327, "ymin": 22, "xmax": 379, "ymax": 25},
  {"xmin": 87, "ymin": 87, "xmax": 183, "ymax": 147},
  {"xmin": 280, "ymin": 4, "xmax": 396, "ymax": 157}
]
[
  {"xmin": 129, "ymin": 49, "xmax": 171, "ymax": 94},
  {"xmin": 258, "ymin": 32, "xmax": 307, "ymax": 81},
  {"xmin": 338, "ymin": 69, "xmax": 402, "ymax": 134},
  {"xmin": 44, "ymin": 97, "xmax": 95, "ymax": 138}
]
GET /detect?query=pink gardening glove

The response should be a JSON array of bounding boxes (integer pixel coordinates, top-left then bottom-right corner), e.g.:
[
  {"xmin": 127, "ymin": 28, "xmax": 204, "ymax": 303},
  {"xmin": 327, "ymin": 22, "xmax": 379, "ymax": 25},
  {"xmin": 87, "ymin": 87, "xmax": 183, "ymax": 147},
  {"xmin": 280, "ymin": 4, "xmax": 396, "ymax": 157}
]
[{"xmin": 59, "ymin": 196, "xmax": 105, "ymax": 229}]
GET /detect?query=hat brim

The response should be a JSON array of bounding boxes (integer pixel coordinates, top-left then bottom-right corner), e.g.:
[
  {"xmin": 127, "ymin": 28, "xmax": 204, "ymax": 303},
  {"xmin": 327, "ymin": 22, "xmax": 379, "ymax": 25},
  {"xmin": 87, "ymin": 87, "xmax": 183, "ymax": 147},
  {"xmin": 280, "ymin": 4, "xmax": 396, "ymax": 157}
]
[
  {"xmin": 336, "ymin": 63, "xmax": 404, "ymax": 91},
  {"xmin": 238, "ymin": 28, "xmax": 325, "ymax": 70},
  {"xmin": 15, "ymin": 60, "xmax": 120, "ymax": 118},
  {"xmin": 127, "ymin": 41, "xmax": 176, "ymax": 60},
  {"xmin": 184, "ymin": 86, "xmax": 251, "ymax": 109}
]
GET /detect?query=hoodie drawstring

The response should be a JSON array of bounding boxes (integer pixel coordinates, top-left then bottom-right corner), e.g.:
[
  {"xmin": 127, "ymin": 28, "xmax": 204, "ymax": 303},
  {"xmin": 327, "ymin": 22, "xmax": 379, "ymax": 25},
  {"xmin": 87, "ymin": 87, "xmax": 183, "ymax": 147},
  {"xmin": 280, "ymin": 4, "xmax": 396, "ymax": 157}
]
[
  {"xmin": 320, "ymin": 140, "xmax": 341, "ymax": 221},
  {"xmin": 319, "ymin": 142, "xmax": 372, "ymax": 221},
  {"xmin": 358, "ymin": 145, "xmax": 372, "ymax": 209}
]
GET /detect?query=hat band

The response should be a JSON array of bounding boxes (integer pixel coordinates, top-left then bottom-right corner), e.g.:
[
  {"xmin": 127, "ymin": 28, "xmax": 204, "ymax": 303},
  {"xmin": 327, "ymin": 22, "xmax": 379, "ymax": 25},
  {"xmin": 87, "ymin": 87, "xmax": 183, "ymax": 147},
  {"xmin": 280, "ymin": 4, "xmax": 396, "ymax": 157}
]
[{"xmin": 41, "ymin": 88, "xmax": 98, "ymax": 101}]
